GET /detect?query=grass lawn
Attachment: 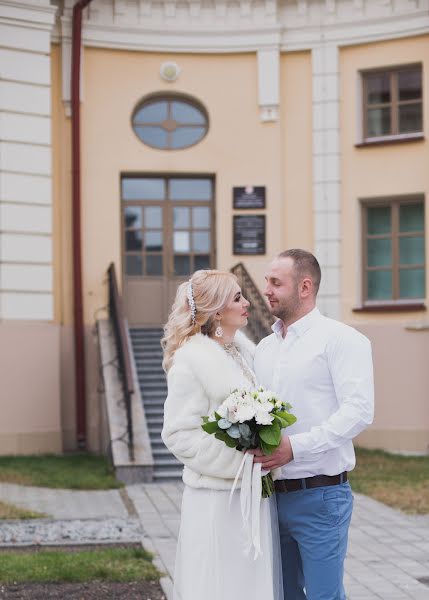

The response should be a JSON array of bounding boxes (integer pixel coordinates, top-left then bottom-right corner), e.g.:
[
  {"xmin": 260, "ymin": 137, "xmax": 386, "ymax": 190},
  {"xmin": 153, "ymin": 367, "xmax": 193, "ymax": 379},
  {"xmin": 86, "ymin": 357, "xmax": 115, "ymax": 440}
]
[
  {"xmin": 0, "ymin": 454, "xmax": 122, "ymax": 490},
  {"xmin": 350, "ymin": 447, "xmax": 429, "ymax": 514},
  {"xmin": 0, "ymin": 501, "xmax": 46, "ymax": 520},
  {"xmin": 0, "ymin": 547, "xmax": 160, "ymax": 584}
]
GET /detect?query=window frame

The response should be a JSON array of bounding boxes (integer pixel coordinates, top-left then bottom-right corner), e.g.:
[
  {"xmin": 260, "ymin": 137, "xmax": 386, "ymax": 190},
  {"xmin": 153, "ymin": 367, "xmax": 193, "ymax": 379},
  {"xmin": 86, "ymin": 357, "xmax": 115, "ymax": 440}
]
[
  {"xmin": 361, "ymin": 195, "xmax": 426, "ymax": 307},
  {"xmin": 121, "ymin": 174, "xmax": 216, "ymax": 279},
  {"xmin": 131, "ymin": 93, "xmax": 209, "ymax": 151},
  {"xmin": 361, "ymin": 63, "xmax": 423, "ymax": 143}
]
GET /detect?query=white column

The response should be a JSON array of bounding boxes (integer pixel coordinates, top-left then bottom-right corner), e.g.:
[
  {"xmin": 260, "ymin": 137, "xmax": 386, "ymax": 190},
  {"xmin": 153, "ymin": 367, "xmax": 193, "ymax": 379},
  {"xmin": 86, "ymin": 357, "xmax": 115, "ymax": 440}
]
[
  {"xmin": 0, "ymin": 0, "xmax": 56, "ymax": 320},
  {"xmin": 312, "ymin": 44, "xmax": 341, "ymax": 319}
]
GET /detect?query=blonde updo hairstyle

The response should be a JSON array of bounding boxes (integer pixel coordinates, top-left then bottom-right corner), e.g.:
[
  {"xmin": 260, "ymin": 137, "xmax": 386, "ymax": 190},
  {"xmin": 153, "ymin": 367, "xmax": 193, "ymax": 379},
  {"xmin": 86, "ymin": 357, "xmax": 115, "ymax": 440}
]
[{"xmin": 162, "ymin": 269, "xmax": 238, "ymax": 372}]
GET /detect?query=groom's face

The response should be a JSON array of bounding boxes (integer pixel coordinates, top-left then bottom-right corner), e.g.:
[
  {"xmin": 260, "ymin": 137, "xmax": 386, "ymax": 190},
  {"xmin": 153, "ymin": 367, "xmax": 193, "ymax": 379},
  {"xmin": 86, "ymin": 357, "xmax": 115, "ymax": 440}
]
[{"xmin": 264, "ymin": 257, "xmax": 301, "ymax": 322}]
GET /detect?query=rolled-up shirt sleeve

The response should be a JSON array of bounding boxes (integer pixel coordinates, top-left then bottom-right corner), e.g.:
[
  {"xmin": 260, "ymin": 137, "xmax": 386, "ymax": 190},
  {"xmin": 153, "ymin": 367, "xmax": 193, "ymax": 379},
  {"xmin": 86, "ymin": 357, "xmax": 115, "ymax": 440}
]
[{"xmin": 289, "ymin": 331, "xmax": 374, "ymax": 461}]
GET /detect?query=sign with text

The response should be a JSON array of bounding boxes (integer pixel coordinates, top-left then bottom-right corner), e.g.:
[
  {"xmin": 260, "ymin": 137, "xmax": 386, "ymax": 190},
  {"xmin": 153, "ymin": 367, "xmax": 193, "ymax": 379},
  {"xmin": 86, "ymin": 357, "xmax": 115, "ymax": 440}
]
[
  {"xmin": 233, "ymin": 186, "xmax": 266, "ymax": 209},
  {"xmin": 233, "ymin": 215, "xmax": 266, "ymax": 255}
]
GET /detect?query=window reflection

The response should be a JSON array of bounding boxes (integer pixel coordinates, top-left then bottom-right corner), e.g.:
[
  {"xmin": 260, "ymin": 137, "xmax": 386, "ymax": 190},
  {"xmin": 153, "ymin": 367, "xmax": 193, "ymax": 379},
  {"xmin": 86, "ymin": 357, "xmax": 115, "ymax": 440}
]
[
  {"xmin": 126, "ymin": 255, "xmax": 143, "ymax": 276},
  {"xmin": 174, "ymin": 255, "xmax": 191, "ymax": 275},
  {"xmin": 126, "ymin": 230, "xmax": 143, "ymax": 252},
  {"xmin": 124, "ymin": 206, "xmax": 142, "ymax": 228},
  {"xmin": 170, "ymin": 178, "xmax": 212, "ymax": 201},
  {"xmin": 122, "ymin": 178, "xmax": 165, "ymax": 200}
]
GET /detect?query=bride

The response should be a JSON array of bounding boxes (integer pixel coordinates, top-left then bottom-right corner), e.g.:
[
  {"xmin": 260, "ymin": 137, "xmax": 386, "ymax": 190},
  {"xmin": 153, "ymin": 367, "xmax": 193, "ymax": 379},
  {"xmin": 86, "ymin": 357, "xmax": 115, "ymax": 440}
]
[{"xmin": 161, "ymin": 269, "xmax": 282, "ymax": 600}]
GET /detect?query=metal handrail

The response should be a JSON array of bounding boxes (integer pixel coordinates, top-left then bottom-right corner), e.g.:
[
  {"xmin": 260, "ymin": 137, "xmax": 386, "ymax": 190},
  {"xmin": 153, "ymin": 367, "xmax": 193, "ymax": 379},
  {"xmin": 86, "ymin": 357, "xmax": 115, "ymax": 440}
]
[
  {"xmin": 231, "ymin": 262, "xmax": 274, "ymax": 343},
  {"xmin": 107, "ymin": 263, "xmax": 135, "ymax": 461}
]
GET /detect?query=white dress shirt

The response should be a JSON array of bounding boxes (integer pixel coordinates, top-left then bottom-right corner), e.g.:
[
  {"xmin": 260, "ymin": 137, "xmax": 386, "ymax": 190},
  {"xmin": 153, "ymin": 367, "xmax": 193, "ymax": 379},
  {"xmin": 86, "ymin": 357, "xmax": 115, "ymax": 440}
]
[{"xmin": 254, "ymin": 307, "xmax": 374, "ymax": 480}]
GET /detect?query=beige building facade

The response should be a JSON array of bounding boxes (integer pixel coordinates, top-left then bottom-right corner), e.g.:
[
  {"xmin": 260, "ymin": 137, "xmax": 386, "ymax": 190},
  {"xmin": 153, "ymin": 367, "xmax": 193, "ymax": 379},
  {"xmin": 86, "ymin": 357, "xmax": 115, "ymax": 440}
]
[{"xmin": 1, "ymin": 0, "xmax": 428, "ymax": 455}]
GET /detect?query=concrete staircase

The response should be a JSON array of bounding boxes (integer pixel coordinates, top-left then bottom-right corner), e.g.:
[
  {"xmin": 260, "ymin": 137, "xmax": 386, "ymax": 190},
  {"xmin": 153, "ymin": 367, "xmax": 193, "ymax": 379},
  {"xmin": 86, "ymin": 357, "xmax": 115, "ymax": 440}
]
[{"xmin": 130, "ymin": 328, "xmax": 183, "ymax": 481}]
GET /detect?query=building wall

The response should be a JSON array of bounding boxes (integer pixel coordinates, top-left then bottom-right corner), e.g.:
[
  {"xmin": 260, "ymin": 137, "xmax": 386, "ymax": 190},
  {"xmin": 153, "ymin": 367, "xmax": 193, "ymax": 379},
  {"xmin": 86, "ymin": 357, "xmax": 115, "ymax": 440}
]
[
  {"xmin": 0, "ymin": 0, "xmax": 61, "ymax": 454},
  {"xmin": 2, "ymin": 0, "xmax": 429, "ymax": 455},
  {"xmin": 340, "ymin": 35, "xmax": 429, "ymax": 453}
]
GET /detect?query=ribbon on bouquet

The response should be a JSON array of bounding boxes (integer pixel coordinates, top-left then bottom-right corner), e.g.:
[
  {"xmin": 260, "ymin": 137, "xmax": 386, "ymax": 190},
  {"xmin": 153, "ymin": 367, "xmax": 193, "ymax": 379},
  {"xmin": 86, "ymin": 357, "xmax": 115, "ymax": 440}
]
[{"xmin": 229, "ymin": 452, "xmax": 264, "ymax": 560}]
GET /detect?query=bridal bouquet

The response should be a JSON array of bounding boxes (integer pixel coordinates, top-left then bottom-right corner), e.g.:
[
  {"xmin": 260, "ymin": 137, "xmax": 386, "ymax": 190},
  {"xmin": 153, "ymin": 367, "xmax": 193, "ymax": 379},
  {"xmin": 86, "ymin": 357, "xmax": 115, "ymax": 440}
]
[{"xmin": 201, "ymin": 387, "xmax": 296, "ymax": 498}]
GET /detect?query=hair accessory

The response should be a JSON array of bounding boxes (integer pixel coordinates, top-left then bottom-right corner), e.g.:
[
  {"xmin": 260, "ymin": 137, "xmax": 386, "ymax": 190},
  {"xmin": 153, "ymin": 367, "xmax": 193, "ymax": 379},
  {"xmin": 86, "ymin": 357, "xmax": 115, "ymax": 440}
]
[{"xmin": 187, "ymin": 280, "xmax": 196, "ymax": 324}]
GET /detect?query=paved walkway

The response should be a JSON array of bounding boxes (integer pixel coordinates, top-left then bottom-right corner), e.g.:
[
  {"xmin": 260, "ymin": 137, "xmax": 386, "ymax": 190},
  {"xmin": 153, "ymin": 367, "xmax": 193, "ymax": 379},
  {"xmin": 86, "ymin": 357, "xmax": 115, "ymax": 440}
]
[{"xmin": 1, "ymin": 481, "xmax": 429, "ymax": 599}]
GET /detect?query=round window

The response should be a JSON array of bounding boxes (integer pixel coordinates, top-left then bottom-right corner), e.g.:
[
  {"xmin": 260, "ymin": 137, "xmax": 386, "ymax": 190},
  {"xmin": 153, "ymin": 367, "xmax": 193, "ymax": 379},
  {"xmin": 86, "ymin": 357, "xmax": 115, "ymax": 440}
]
[{"xmin": 132, "ymin": 95, "xmax": 209, "ymax": 150}]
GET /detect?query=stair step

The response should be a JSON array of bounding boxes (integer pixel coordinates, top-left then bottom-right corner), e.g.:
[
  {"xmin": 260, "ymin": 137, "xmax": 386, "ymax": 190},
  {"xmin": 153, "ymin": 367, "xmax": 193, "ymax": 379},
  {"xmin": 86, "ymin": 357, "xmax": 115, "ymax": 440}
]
[
  {"xmin": 130, "ymin": 331, "xmax": 163, "ymax": 337},
  {"xmin": 137, "ymin": 371, "xmax": 165, "ymax": 379},
  {"xmin": 149, "ymin": 425, "xmax": 163, "ymax": 435},
  {"xmin": 155, "ymin": 454, "xmax": 183, "ymax": 471},
  {"xmin": 141, "ymin": 388, "xmax": 167, "ymax": 396},
  {"xmin": 146, "ymin": 416, "xmax": 164, "ymax": 426},
  {"xmin": 145, "ymin": 407, "xmax": 164, "ymax": 417},
  {"xmin": 136, "ymin": 360, "xmax": 163, "ymax": 366},
  {"xmin": 153, "ymin": 470, "xmax": 182, "ymax": 480},
  {"xmin": 131, "ymin": 329, "xmax": 163, "ymax": 335},
  {"xmin": 142, "ymin": 400, "xmax": 166, "ymax": 409},
  {"xmin": 153, "ymin": 447, "xmax": 176, "ymax": 458},
  {"xmin": 140, "ymin": 383, "xmax": 167, "ymax": 392}
]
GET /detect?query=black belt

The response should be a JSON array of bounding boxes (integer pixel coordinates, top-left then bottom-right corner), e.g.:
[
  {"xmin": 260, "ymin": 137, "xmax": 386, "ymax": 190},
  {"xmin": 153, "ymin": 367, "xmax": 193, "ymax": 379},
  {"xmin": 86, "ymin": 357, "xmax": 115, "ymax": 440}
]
[{"xmin": 274, "ymin": 472, "xmax": 348, "ymax": 493}]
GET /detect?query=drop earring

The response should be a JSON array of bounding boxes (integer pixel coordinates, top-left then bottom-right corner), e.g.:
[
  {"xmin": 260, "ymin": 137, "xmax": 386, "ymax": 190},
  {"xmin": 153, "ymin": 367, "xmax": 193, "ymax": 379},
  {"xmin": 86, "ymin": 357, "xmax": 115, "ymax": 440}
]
[{"xmin": 215, "ymin": 320, "xmax": 223, "ymax": 338}]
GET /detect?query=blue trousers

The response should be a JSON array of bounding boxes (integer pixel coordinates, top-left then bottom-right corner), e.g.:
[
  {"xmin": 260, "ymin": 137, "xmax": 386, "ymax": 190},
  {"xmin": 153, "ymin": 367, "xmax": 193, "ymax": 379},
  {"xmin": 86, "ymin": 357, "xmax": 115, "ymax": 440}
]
[{"xmin": 276, "ymin": 482, "xmax": 353, "ymax": 600}]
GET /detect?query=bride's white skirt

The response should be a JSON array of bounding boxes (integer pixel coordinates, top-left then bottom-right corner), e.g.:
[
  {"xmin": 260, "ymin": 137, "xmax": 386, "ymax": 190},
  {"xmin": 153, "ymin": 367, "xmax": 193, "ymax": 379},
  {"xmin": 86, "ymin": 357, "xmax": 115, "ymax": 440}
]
[{"xmin": 173, "ymin": 485, "xmax": 283, "ymax": 600}]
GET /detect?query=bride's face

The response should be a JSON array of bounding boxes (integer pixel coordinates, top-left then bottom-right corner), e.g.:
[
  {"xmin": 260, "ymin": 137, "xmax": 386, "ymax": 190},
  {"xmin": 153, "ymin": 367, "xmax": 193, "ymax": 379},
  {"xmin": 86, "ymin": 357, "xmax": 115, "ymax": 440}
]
[{"xmin": 219, "ymin": 284, "xmax": 250, "ymax": 332}]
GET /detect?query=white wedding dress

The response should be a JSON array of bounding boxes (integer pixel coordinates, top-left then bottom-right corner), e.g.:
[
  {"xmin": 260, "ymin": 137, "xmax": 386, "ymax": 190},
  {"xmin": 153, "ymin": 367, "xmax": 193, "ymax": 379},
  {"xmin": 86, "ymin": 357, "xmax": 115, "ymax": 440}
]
[
  {"xmin": 172, "ymin": 343, "xmax": 283, "ymax": 600},
  {"xmin": 173, "ymin": 487, "xmax": 283, "ymax": 600}
]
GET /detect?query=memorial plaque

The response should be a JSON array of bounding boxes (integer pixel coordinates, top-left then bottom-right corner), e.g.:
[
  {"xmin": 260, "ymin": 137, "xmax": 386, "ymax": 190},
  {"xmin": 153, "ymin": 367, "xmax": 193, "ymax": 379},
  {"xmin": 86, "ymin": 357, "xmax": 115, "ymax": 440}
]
[
  {"xmin": 233, "ymin": 186, "xmax": 266, "ymax": 209},
  {"xmin": 233, "ymin": 215, "xmax": 266, "ymax": 255}
]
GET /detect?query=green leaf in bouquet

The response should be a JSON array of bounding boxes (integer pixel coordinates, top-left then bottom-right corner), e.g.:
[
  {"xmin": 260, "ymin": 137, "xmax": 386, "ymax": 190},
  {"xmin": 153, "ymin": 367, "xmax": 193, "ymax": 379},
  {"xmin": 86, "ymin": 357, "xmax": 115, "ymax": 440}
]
[
  {"xmin": 202, "ymin": 416, "xmax": 209, "ymax": 424},
  {"xmin": 273, "ymin": 413, "xmax": 288, "ymax": 428},
  {"xmin": 226, "ymin": 425, "xmax": 241, "ymax": 439},
  {"xmin": 260, "ymin": 439, "xmax": 278, "ymax": 455},
  {"xmin": 218, "ymin": 418, "xmax": 232, "ymax": 429},
  {"xmin": 276, "ymin": 411, "xmax": 297, "ymax": 426},
  {"xmin": 214, "ymin": 412, "xmax": 222, "ymax": 421},
  {"xmin": 202, "ymin": 421, "xmax": 219, "ymax": 434},
  {"xmin": 238, "ymin": 423, "xmax": 251, "ymax": 439},
  {"xmin": 259, "ymin": 422, "xmax": 281, "ymax": 446},
  {"xmin": 215, "ymin": 430, "xmax": 237, "ymax": 448}
]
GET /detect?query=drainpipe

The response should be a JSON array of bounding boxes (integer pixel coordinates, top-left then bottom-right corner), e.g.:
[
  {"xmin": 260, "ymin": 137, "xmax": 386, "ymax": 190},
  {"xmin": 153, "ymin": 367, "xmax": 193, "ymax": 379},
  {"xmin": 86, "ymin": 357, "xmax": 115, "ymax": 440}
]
[{"xmin": 71, "ymin": 0, "xmax": 93, "ymax": 449}]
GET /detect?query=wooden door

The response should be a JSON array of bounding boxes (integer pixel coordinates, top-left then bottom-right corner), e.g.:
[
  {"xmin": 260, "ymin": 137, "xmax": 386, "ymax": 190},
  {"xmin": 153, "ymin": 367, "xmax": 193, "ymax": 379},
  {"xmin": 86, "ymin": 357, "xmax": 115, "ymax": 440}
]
[{"xmin": 121, "ymin": 175, "xmax": 215, "ymax": 326}]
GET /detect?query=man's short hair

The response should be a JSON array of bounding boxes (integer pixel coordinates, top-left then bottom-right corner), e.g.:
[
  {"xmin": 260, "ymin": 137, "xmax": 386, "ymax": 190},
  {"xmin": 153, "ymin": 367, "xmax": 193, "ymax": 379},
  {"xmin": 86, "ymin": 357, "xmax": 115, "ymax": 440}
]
[{"xmin": 277, "ymin": 249, "xmax": 321, "ymax": 295}]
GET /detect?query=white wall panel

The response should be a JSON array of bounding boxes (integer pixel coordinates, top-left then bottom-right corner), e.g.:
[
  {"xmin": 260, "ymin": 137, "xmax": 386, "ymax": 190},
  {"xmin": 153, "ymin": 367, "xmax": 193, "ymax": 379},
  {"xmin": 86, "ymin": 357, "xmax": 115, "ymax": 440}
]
[
  {"xmin": 0, "ymin": 173, "xmax": 51, "ymax": 205},
  {"xmin": 0, "ymin": 203, "xmax": 52, "ymax": 234},
  {"xmin": 0, "ymin": 264, "xmax": 52, "ymax": 292},
  {"xmin": 0, "ymin": 23, "xmax": 50, "ymax": 53},
  {"xmin": 1, "ymin": 233, "xmax": 52, "ymax": 263},
  {"xmin": 0, "ymin": 142, "xmax": 51, "ymax": 176},
  {"xmin": 0, "ymin": 113, "xmax": 51, "ymax": 145},
  {"xmin": 0, "ymin": 81, "xmax": 51, "ymax": 115},
  {"xmin": 0, "ymin": 292, "xmax": 53, "ymax": 320},
  {"xmin": 0, "ymin": 49, "xmax": 50, "ymax": 85}
]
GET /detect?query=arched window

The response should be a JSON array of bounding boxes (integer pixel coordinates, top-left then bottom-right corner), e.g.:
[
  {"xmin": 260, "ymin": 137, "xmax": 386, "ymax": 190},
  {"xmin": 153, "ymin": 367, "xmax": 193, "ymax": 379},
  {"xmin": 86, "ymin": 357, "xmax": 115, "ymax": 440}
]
[{"xmin": 132, "ymin": 94, "xmax": 209, "ymax": 150}]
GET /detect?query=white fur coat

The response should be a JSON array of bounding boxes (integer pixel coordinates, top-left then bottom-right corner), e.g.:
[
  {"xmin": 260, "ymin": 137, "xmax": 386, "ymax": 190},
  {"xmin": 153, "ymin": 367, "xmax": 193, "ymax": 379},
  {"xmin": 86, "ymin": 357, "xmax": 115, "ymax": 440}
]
[{"xmin": 161, "ymin": 331, "xmax": 257, "ymax": 490}]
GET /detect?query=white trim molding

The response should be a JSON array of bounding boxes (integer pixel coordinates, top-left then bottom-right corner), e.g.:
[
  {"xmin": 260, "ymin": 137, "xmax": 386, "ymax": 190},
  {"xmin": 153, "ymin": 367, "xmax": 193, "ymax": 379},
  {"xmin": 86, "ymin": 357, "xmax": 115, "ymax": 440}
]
[
  {"xmin": 257, "ymin": 47, "xmax": 280, "ymax": 122},
  {"xmin": 52, "ymin": 1, "xmax": 429, "ymax": 54}
]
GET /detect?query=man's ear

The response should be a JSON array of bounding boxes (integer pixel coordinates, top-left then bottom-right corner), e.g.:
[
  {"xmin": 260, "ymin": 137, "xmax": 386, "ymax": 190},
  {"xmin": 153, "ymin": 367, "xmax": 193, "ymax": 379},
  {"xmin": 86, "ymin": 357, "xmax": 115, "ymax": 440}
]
[{"xmin": 300, "ymin": 278, "xmax": 313, "ymax": 298}]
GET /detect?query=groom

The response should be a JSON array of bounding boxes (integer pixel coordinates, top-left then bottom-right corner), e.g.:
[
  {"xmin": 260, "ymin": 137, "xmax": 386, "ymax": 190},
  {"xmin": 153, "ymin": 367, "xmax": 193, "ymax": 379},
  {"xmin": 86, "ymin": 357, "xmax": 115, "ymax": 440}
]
[{"xmin": 252, "ymin": 249, "xmax": 374, "ymax": 600}]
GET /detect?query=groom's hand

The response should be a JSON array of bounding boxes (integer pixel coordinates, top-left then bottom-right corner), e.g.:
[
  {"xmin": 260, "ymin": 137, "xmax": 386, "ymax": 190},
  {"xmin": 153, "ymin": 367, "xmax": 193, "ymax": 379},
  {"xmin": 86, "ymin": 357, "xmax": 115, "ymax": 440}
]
[{"xmin": 249, "ymin": 436, "xmax": 294, "ymax": 469}]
